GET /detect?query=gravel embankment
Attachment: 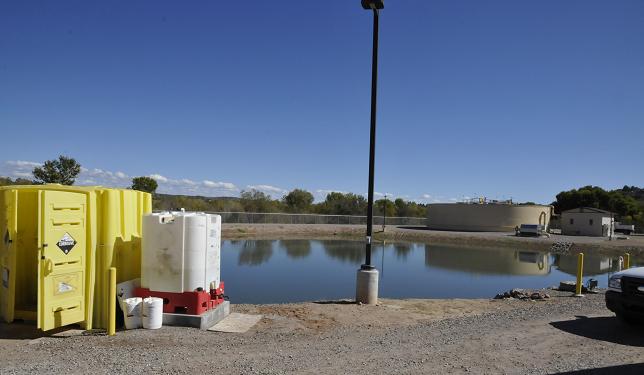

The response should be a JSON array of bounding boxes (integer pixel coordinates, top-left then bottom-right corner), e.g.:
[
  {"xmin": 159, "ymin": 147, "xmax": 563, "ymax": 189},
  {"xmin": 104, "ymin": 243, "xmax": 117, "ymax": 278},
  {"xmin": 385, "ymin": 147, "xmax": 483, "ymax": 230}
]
[{"xmin": 2, "ymin": 290, "xmax": 643, "ymax": 374}]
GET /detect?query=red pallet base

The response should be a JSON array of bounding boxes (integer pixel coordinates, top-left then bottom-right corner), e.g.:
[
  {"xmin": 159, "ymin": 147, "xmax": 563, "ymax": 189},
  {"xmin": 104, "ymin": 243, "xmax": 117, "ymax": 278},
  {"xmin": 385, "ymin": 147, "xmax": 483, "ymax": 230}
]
[{"xmin": 134, "ymin": 282, "xmax": 225, "ymax": 315}]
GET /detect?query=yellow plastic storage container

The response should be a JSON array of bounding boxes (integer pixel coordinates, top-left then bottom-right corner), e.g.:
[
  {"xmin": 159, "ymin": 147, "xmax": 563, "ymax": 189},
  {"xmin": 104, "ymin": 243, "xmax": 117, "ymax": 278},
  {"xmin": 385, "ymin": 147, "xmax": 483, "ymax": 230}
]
[{"xmin": 0, "ymin": 184, "xmax": 151, "ymax": 331}]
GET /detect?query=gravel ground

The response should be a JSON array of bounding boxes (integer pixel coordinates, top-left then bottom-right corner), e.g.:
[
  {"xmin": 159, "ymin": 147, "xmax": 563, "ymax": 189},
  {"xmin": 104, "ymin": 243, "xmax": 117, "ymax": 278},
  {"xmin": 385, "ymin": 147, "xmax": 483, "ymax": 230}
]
[{"xmin": 2, "ymin": 290, "xmax": 643, "ymax": 374}]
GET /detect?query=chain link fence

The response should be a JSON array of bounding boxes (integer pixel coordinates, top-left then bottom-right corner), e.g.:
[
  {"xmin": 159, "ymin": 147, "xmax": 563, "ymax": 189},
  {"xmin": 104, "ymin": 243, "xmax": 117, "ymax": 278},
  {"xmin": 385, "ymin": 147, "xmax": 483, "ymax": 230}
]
[{"xmin": 202, "ymin": 212, "xmax": 427, "ymax": 226}]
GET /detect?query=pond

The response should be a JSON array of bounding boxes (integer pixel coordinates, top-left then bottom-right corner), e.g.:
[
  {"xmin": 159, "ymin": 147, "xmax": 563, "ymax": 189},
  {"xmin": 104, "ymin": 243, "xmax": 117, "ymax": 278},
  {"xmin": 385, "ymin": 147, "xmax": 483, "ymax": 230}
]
[{"xmin": 221, "ymin": 239, "xmax": 630, "ymax": 304}]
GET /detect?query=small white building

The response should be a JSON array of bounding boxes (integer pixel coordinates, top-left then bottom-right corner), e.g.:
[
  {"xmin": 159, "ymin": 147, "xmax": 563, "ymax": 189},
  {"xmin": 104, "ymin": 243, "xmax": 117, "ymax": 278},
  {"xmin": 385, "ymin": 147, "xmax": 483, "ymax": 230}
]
[{"xmin": 561, "ymin": 207, "xmax": 614, "ymax": 237}]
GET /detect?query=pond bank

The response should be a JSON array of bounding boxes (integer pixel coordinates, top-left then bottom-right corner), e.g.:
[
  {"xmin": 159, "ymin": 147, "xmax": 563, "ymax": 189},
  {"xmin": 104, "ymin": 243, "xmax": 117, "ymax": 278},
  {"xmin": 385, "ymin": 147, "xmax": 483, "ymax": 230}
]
[{"xmin": 223, "ymin": 223, "xmax": 644, "ymax": 257}]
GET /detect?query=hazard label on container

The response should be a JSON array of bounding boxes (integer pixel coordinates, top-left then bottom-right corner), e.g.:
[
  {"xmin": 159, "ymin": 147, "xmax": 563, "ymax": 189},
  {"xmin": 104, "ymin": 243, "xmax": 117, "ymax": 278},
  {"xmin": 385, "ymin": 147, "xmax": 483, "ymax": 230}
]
[
  {"xmin": 58, "ymin": 282, "xmax": 74, "ymax": 293},
  {"xmin": 56, "ymin": 233, "xmax": 76, "ymax": 255}
]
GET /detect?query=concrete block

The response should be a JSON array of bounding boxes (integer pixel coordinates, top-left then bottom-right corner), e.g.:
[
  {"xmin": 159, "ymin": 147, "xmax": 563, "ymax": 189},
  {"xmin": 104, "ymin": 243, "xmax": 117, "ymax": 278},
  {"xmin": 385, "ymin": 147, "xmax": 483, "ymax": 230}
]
[
  {"xmin": 208, "ymin": 313, "xmax": 263, "ymax": 333},
  {"xmin": 162, "ymin": 301, "xmax": 230, "ymax": 330}
]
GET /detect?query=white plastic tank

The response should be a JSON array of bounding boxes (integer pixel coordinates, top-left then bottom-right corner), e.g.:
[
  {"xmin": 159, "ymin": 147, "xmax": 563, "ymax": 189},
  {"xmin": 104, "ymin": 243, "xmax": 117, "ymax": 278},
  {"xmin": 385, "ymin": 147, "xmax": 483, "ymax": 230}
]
[
  {"xmin": 142, "ymin": 297, "xmax": 163, "ymax": 329},
  {"xmin": 141, "ymin": 211, "xmax": 221, "ymax": 293}
]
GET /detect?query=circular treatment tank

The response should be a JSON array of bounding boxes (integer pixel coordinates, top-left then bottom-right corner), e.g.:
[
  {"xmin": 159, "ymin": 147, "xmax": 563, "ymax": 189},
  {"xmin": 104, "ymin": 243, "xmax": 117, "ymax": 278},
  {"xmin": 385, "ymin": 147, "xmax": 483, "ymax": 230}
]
[{"xmin": 427, "ymin": 203, "xmax": 552, "ymax": 232}]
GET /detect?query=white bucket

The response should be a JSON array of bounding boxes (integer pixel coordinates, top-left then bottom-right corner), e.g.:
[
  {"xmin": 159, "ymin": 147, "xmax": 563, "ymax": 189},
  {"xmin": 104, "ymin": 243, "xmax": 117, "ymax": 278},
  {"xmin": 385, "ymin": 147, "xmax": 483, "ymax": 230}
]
[
  {"xmin": 122, "ymin": 297, "xmax": 142, "ymax": 329},
  {"xmin": 142, "ymin": 297, "xmax": 163, "ymax": 330}
]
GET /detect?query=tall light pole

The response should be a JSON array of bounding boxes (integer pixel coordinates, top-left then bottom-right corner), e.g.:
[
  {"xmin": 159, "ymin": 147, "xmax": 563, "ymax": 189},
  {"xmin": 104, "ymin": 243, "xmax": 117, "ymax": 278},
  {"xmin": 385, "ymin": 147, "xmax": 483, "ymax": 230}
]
[
  {"xmin": 356, "ymin": 0, "xmax": 383, "ymax": 305},
  {"xmin": 382, "ymin": 194, "xmax": 387, "ymax": 232}
]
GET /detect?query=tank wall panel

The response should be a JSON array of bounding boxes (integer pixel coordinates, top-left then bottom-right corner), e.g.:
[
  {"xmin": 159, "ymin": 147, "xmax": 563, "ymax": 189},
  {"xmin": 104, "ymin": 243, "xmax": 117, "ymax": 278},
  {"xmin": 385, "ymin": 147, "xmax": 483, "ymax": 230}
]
[{"xmin": 427, "ymin": 204, "xmax": 552, "ymax": 232}]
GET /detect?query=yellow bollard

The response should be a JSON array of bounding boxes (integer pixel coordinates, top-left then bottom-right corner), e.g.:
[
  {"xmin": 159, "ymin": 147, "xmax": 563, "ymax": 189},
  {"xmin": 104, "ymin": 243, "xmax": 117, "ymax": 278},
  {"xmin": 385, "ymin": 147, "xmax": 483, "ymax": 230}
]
[
  {"xmin": 108, "ymin": 267, "xmax": 116, "ymax": 336},
  {"xmin": 624, "ymin": 253, "xmax": 631, "ymax": 269},
  {"xmin": 575, "ymin": 253, "xmax": 584, "ymax": 297}
]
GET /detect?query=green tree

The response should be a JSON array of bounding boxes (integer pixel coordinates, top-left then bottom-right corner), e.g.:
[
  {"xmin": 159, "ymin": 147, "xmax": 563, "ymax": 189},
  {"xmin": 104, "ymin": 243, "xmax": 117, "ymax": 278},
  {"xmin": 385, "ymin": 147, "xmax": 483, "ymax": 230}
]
[
  {"xmin": 393, "ymin": 198, "xmax": 407, "ymax": 216},
  {"xmin": 375, "ymin": 198, "xmax": 396, "ymax": 217},
  {"xmin": 240, "ymin": 189, "xmax": 282, "ymax": 212},
  {"xmin": 552, "ymin": 185, "xmax": 639, "ymax": 217},
  {"xmin": 378, "ymin": 198, "xmax": 427, "ymax": 217},
  {"xmin": 32, "ymin": 155, "xmax": 81, "ymax": 185},
  {"xmin": 131, "ymin": 176, "xmax": 158, "ymax": 194},
  {"xmin": 219, "ymin": 199, "xmax": 244, "ymax": 212},
  {"xmin": 317, "ymin": 192, "xmax": 367, "ymax": 215},
  {"xmin": 282, "ymin": 189, "xmax": 314, "ymax": 213}
]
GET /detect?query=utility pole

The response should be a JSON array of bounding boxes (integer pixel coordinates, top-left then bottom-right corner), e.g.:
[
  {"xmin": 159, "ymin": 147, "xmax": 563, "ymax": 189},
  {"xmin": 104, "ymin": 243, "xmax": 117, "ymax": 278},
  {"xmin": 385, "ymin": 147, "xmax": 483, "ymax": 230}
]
[
  {"xmin": 382, "ymin": 194, "xmax": 387, "ymax": 232},
  {"xmin": 356, "ymin": 0, "xmax": 384, "ymax": 305}
]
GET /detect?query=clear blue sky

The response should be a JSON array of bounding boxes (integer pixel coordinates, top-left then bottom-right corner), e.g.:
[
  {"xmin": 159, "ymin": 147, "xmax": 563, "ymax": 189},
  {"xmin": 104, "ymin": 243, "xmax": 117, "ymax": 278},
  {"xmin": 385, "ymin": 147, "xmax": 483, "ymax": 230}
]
[{"xmin": 1, "ymin": 0, "xmax": 643, "ymax": 203}]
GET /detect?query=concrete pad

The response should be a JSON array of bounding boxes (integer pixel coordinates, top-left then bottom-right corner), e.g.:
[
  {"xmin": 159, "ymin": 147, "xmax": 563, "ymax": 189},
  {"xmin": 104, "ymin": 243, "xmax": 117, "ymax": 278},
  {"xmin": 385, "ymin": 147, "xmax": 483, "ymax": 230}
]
[
  {"xmin": 162, "ymin": 301, "xmax": 229, "ymax": 330},
  {"xmin": 208, "ymin": 312, "xmax": 262, "ymax": 333}
]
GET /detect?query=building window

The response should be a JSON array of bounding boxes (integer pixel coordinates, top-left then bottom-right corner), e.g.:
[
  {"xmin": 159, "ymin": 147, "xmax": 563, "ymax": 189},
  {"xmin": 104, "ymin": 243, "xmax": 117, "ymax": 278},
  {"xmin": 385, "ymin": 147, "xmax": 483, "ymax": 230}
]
[
  {"xmin": 589, "ymin": 219, "xmax": 594, "ymax": 226},
  {"xmin": 570, "ymin": 218, "xmax": 574, "ymax": 225}
]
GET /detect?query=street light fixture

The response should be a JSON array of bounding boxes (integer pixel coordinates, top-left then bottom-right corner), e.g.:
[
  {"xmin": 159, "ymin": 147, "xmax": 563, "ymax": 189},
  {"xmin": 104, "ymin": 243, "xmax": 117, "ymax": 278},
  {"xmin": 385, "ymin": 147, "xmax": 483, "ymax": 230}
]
[
  {"xmin": 361, "ymin": 0, "xmax": 384, "ymax": 10},
  {"xmin": 355, "ymin": 0, "xmax": 383, "ymax": 305}
]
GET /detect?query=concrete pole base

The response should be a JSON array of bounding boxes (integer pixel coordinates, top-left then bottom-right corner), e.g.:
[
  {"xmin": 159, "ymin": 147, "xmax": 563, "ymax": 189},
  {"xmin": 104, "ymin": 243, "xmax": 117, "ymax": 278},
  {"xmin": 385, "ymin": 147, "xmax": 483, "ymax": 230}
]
[{"xmin": 356, "ymin": 266, "xmax": 379, "ymax": 304}]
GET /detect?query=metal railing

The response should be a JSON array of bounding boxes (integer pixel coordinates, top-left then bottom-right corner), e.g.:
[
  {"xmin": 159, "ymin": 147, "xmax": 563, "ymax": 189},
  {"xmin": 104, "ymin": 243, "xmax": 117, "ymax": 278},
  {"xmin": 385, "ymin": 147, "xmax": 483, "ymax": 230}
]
[{"xmin": 203, "ymin": 212, "xmax": 427, "ymax": 226}]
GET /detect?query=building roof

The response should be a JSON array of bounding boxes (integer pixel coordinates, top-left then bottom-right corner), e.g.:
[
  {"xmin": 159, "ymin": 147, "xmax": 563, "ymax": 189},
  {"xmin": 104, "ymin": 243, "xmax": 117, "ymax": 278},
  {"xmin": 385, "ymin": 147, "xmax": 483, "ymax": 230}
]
[{"xmin": 561, "ymin": 207, "xmax": 613, "ymax": 215}]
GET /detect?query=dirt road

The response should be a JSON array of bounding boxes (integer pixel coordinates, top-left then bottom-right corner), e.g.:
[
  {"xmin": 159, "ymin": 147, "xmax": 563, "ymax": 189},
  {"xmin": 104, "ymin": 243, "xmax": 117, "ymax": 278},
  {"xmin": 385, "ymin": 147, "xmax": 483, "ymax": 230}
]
[{"xmin": 2, "ymin": 291, "xmax": 643, "ymax": 374}]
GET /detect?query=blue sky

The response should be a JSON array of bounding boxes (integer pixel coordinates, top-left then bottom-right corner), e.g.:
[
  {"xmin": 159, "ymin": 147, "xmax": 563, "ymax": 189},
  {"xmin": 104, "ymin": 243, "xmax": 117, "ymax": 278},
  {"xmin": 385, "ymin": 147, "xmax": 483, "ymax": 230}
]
[{"xmin": 1, "ymin": 1, "xmax": 643, "ymax": 204}]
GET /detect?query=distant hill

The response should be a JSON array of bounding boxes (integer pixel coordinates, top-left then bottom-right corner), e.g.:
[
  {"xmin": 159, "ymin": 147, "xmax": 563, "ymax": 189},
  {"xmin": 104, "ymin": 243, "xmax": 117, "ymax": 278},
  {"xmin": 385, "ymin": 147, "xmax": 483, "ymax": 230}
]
[
  {"xmin": 155, "ymin": 193, "xmax": 240, "ymax": 202},
  {"xmin": 154, "ymin": 193, "xmax": 243, "ymax": 212}
]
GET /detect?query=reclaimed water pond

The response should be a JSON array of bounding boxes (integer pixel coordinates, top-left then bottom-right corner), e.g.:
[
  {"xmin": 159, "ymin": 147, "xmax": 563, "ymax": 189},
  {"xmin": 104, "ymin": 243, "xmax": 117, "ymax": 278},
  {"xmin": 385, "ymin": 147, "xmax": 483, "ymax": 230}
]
[{"xmin": 222, "ymin": 239, "xmax": 629, "ymax": 304}]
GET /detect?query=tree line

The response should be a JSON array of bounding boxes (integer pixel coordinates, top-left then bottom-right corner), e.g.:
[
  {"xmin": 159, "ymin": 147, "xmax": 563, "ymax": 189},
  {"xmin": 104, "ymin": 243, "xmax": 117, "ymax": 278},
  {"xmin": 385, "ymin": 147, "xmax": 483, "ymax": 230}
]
[
  {"xmin": 1, "ymin": 155, "xmax": 428, "ymax": 217},
  {"xmin": 12, "ymin": 156, "xmax": 643, "ymax": 223},
  {"xmin": 153, "ymin": 189, "xmax": 428, "ymax": 217},
  {"xmin": 552, "ymin": 185, "xmax": 644, "ymax": 229}
]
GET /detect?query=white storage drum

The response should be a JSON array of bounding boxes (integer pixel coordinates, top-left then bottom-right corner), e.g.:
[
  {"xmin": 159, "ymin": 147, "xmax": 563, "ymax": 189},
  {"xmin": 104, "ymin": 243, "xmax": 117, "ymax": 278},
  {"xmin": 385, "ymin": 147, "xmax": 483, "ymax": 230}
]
[
  {"xmin": 142, "ymin": 297, "xmax": 163, "ymax": 329},
  {"xmin": 122, "ymin": 297, "xmax": 142, "ymax": 329},
  {"xmin": 141, "ymin": 212, "xmax": 221, "ymax": 293}
]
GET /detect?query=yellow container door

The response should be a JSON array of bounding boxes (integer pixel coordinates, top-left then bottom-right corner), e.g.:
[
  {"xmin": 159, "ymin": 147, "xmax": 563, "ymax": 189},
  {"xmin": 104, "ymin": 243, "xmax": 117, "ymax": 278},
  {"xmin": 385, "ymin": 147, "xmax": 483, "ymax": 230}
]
[
  {"xmin": 0, "ymin": 189, "xmax": 18, "ymax": 323},
  {"xmin": 37, "ymin": 190, "xmax": 87, "ymax": 331}
]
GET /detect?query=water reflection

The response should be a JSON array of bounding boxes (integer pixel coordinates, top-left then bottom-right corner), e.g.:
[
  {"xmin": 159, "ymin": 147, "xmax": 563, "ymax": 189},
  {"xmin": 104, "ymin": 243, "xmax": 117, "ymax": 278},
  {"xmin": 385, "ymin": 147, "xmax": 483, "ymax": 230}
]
[
  {"xmin": 424, "ymin": 245, "xmax": 550, "ymax": 275},
  {"xmin": 393, "ymin": 243, "xmax": 412, "ymax": 260},
  {"xmin": 238, "ymin": 240, "xmax": 274, "ymax": 266},
  {"xmin": 232, "ymin": 239, "xmax": 620, "ymax": 277},
  {"xmin": 322, "ymin": 240, "xmax": 363, "ymax": 264},
  {"xmin": 278, "ymin": 240, "xmax": 311, "ymax": 259},
  {"xmin": 554, "ymin": 254, "xmax": 617, "ymax": 276},
  {"xmin": 223, "ymin": 239, "xmax": 625, "ymax": 303}
]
